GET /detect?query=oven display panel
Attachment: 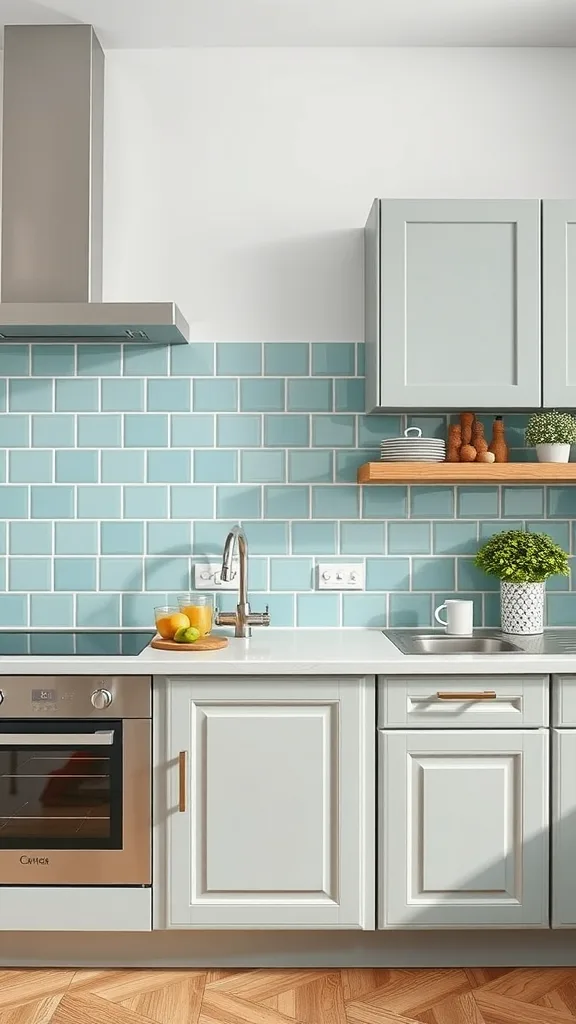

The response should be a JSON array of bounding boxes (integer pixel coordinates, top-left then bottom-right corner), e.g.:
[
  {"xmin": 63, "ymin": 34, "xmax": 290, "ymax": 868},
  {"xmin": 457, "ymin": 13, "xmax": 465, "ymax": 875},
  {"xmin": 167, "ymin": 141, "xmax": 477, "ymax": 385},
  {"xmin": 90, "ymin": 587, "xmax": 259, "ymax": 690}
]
[{"xmin": 31, "ymin": 689, "xmax": 57, "ymax": 703}]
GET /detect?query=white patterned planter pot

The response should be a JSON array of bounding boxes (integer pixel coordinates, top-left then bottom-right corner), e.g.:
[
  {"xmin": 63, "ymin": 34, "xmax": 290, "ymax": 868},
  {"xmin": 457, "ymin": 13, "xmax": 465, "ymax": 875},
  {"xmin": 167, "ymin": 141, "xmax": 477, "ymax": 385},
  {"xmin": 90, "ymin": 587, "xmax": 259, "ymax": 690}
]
[
  {"xmin": 500, "ymin": 581, "xmax": 545, "ymax": 635},
  {"xmin": 536, "ymin": 443, "xmax": 571, "ymax": 463}
]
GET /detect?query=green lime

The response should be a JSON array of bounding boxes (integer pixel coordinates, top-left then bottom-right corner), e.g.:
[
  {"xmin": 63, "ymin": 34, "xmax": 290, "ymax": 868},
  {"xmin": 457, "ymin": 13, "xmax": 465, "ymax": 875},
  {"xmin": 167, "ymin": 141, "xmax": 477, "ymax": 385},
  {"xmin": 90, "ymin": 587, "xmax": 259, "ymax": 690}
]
[{"xmin": 174, "ymin": 626, "xmax": 201, "ymax": 644}]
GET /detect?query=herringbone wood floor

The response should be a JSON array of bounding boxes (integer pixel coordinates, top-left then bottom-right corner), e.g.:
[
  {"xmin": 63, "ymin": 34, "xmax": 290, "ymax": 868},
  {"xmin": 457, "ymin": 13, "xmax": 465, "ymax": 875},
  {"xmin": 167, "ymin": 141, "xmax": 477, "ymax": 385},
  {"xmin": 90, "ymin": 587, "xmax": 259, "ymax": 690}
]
[{"xmin": 3, "ymin": 967, "xmax": 576, "ymax": 1023}]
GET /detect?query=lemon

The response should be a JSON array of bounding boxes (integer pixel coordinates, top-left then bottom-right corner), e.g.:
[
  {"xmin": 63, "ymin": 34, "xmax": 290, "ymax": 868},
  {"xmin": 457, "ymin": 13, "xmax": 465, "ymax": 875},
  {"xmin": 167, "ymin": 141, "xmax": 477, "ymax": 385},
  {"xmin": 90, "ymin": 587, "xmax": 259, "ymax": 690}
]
[
  {"xmin": 156, "ymin": 612, "xmax": 189, "ymax": 639},
  {"xmin": 174, "ymin": 626, "xmax": 201, "ymax": 644}
]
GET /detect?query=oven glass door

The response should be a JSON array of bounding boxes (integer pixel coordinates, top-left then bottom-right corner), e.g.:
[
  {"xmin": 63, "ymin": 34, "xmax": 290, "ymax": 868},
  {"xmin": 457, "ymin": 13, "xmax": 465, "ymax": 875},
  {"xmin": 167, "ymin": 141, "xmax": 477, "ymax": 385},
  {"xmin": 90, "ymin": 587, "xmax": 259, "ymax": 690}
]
[{"xmin": 0, "ymin": 720, "xmax": 123, "ymax": 849}]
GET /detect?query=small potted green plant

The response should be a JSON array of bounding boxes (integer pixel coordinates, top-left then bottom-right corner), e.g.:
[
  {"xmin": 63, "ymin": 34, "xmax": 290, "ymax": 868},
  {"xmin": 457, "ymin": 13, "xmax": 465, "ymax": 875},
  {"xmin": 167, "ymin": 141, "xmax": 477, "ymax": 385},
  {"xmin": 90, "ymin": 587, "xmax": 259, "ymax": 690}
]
[
  {"xmin": 525, "ymin": 410, "xmax": 576, "ymax": 463},
  {"xmin": 474, "ymin": 529, "xmax": 569, "ymax": 634}
]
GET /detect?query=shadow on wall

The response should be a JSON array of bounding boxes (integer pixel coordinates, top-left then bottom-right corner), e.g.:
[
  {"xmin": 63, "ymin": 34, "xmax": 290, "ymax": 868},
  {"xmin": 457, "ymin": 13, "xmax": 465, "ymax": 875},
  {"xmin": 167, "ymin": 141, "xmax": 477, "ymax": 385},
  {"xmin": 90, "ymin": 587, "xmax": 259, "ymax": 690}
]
[
  {"xmin": 231, "ymin": 229, "xmax": 364, "ymax": 343},
  {"xmin": 4, "ymin": 2, "xmax": 80, "ymax": 28}
]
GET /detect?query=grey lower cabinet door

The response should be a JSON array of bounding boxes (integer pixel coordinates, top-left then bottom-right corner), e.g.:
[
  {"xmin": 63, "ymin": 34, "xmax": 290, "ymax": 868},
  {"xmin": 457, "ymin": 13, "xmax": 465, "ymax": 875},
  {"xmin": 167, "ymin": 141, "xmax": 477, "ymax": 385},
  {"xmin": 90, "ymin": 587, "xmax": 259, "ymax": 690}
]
[
  {"xmin": 379, "ymin": 729, "xmax": 549, "ymax": 929},
  {"xmin": 543, "ymin": 200, "xmax": 576, "ymax": 407},
  {"xmin": 552, "ymin": 729, "xmax": 576, "ymax": 927},
  {"xmin": 161, "ymin": 677, "xmax": 375, "ymax": 929},
  {"xmin": 365, "ymin": 198, "xmax": 541, "ymax": 411}
]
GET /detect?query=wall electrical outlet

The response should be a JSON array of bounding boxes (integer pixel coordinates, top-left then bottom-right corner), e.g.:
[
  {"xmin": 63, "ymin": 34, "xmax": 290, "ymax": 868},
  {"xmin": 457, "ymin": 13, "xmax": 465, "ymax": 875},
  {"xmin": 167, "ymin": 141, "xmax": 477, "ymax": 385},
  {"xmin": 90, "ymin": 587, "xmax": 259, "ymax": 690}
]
[
  {"xmin": 317, "ymin": 563, "xmax": 365, "ymax": 590},
  {"xmin": 194, "ymin": 562, "xmax": 239, "ymax": 590}
]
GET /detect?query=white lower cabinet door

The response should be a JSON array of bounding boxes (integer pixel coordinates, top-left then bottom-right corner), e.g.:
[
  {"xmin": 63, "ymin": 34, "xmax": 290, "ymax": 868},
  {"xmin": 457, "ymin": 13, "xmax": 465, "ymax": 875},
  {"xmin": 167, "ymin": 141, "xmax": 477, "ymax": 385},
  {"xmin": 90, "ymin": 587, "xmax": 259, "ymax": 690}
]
[
  {"xmin": 379, "ymin": 729, "xmax": 549, "ymax": 929},
  {"xmin": 552, "ymin": 729, "xmax": 576, "ymax": 927},
  {"xmin": 162, "ymin": 677, "xmax": 375, "ymax": 929}
]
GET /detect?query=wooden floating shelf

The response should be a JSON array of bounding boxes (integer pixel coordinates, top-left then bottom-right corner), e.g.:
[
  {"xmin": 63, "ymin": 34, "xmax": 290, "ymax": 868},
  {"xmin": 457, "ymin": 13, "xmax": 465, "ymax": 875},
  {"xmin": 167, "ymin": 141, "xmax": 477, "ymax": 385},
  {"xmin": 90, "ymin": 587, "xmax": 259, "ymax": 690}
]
[{"xmin": 357, "ymin": 462, "xmax": 576, "ymax": 484}]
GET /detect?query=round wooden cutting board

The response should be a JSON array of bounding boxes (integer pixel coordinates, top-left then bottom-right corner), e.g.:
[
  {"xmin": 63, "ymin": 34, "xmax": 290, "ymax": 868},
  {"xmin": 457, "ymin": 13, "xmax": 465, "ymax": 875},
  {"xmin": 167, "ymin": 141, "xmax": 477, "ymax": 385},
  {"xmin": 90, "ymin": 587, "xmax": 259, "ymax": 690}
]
[{"xmin": 151, "ymin": 634, "xmax": 229, "ymax": 652}]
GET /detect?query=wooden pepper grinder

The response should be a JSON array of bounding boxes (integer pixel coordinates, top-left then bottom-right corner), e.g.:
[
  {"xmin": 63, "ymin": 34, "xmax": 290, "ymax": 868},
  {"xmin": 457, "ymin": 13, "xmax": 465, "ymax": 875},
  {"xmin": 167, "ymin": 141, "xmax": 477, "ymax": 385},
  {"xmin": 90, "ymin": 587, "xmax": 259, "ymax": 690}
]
[
  {"xmin": 446, "ymin": 423, "xmax": 462, "ymax": 463},
  {"xmin": 459, "ymin": 412, "xmax": 477, "ymax": 462},
  {"xmin": 471, "ymin": 419, "xmax": 489, "ymax": 459},
  {"xmin": 489, "ymin": 416, "xmax": 509, "ymax": 463}
]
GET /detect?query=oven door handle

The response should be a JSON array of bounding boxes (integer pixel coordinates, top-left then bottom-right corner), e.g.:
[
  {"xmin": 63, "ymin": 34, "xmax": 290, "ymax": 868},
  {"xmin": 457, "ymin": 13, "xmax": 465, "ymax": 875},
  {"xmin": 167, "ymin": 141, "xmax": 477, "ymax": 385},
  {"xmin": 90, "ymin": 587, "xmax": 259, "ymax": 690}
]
[{"xmin": 0, "ymin": 731, "xmax": 115, "ymax": 746}]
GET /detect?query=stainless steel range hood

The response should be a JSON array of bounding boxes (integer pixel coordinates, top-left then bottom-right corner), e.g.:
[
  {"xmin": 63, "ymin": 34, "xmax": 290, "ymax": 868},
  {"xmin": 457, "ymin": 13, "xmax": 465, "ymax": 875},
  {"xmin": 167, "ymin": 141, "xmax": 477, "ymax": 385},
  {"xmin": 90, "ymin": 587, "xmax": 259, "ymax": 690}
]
[{"xmin": 0, "ymin": 25, "xmax": 189, "ymax": 344}]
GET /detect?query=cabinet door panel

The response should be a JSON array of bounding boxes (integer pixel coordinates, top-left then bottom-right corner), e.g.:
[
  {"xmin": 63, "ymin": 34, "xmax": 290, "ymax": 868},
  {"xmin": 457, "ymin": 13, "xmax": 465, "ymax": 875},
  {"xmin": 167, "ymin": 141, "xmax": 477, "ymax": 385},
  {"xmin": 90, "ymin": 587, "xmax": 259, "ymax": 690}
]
[
  {"xmin": 161, "ymin": 677, "xmax": 374, "ymax": 929},
  {"xmin": 379, "ymin": 729, "xmax": 549, "ymax": 929},
  {"xmin": 370, "ymin": 199, "xmax": 541, "ymax": 410},
  {"xmin": 543, "ymin": 200, "xmax": 576, "ymax": 406},
  {"xmin": 552, "ymin": 729, "xmax": 576, "ymax": 927}
]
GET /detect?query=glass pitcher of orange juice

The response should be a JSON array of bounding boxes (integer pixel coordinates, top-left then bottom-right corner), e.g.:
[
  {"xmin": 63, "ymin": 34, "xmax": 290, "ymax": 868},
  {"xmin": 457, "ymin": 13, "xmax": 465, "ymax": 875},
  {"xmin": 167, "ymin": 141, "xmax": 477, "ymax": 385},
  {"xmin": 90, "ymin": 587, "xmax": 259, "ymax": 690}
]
[{"xmin": 177, "ymin": 593, "xmax": 213, "ymax": 636}]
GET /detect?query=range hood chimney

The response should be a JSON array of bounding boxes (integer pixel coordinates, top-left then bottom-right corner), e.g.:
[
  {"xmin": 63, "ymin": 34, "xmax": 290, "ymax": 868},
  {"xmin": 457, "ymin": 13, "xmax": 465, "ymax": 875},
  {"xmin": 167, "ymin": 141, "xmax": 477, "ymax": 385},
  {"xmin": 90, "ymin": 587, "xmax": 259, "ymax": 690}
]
[{"xmin": 0, "ymin": 24, "xmax": 189, "ymax": 343}]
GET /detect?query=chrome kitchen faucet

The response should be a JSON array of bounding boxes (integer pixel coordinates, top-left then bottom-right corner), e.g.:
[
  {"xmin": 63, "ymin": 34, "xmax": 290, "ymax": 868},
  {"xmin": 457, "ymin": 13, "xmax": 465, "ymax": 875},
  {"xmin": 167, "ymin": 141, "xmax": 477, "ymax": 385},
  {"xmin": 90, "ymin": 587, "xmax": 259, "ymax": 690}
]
[{"xmin": 215, "ymin": 525, "xmax": 270, "ymax": 638}]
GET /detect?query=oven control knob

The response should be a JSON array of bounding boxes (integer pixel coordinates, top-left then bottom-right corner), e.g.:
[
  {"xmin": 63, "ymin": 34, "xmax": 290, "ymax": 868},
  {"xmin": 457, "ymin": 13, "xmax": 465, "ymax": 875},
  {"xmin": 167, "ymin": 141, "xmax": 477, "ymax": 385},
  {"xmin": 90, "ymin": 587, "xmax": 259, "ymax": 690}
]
[
  {"xmin": 0, "ymin": 690, "xmax": 4, "ymax": 705},
  {"xmin": 91, "ymin": 688, "xmax": 112, "ymax": 710}
]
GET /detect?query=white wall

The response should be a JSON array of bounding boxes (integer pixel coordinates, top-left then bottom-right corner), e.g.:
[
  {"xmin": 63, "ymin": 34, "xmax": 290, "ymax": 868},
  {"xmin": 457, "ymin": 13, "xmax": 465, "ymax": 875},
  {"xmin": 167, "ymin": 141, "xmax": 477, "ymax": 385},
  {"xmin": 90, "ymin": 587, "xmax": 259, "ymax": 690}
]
[{"xmin": 103, "ymin": 47, "xmax": 576, "ymax": 342}]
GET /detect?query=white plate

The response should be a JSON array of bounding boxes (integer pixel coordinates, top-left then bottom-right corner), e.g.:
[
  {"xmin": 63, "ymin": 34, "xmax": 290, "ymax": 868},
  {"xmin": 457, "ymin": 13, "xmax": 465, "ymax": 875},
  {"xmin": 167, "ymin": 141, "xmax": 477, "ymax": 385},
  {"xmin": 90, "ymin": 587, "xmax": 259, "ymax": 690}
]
[
  {"xmin": 380, "ymin": 456, "xmax": 445, "ymax": 463},
  {"xmin": 381, "ymin": 439, "xmax": 445, "ymax": 446},
  {"xmin": 380, "ymin": 441, "xmax": 445, "ymax": 448},
  {"xmin": 380, "ymin": 447, "xmax": 445, "ymax": 454}
]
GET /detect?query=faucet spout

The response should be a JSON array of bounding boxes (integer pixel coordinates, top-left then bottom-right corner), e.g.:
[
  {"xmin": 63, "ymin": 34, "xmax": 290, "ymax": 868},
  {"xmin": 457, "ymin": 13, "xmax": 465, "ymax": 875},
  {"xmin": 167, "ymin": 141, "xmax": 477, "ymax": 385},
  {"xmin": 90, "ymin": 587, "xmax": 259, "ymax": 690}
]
[
  {"xmin": 220, "ymin": 525, "xmax": 248, "ymax": 605},
  {"xmin": 215, "ymin": 525, "xmax": 270, "ymax": 638}
]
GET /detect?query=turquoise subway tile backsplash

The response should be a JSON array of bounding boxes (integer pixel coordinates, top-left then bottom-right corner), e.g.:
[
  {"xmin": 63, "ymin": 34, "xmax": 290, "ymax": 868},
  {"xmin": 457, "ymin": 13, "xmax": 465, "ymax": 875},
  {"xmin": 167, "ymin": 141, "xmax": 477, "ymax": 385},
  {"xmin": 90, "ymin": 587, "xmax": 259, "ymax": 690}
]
[
  {"xmin": 264, "ymin": 414, "xmax": 309, "ymax": 448},
  {"xmin": 288, "ymin": 450, "xmax": 333, "ymax": 483},
  {"xmin": 287, "ymin": 378, "xmax": 331, "ymax": 412},
  {"xmin": 264, "ymin": 485, "xmax": 309, "ymax": 519},
  {"xmin": 297, "ymin": 593, "xmax": 339, "ymax": 627},
  {"xmin": 56, "ymin": 450, "xmax": 99, "ymax": 484},
  {"xmin": 32, "ymin": 345, "xmax": 75, "ymax": 377},
  {"xmin": 216, "ymin": 485, "xmax": 261, "ymax": 520},
  {"xmin": 9, "ymin": 378, "xmax": 52, "ymax": 412},
  {"xmin": 312, "ymin": 415, "xmax": 355, "ymax": 448},
  {"xmin": 30, "ymin": 593, "xmax": 73, "ymax": 627},
  {"xmin": 2, "ymin": 341, "xmax": 576, "ymax": 628},
  {"xmin": 217, "ymin": 343, "xmax": 262, "ymax": 376},
  {"xmin": 100, "ymin": 452, "xmax": 142, "ymax": 483},
  {"xmin": 312, "ymin": 485, "xmax": 359, "ymax": 520},
  {"xmin": 9, "ymin": 451, "xmax": 52, "ymax": 483},
  {"xmin": 56, "ymin": 378, "xmax": 99, "ymax": 412},
  {"xmin": 10, "ymin": 522, "xmax": 52, "ymax": 555},
  {"xmin": 240, "ymin": 378, "xmax": 284, "ymax": 412},
  {"xmin": 77, "ymin": 344, "xmax": 122, "ymax": 377},
  {"xmin": 77, "ymin": 414, "xmax": 120, "ymax": 448},
  {"xmin": 217, "ymin": 414, "xmax": 261, "ymax": 448},
  {"xmin": 312, "ymin": 342, "xmax": 355, "ymax": 376},
  {"xmin": 55, "ymin": 522, "xmax": 98, "ymax": 555},
  {"xmin": 193, "ymin": 377, "xmax": 237, "ymax": 412},
  {"xmin": 147, "ymin": 378, "xmax": 190, "ymax": 412},
  {"xmin": 124, "ymin": 346, "xmax": 168, "ymax": 377},
  {"xmin": 335, "ymin": 379, "xmax": 365, "ymax": 413},
  {"xmin": 0, "ymin": 416, "xmax": 29, "ymax": 447},
  {"xmin": 265, "ymin": 343, "xmax": 309, "ymax": 377},
  {"xmin": 240, "ymin": 450, "xmax": 285, "ymax": 483}
]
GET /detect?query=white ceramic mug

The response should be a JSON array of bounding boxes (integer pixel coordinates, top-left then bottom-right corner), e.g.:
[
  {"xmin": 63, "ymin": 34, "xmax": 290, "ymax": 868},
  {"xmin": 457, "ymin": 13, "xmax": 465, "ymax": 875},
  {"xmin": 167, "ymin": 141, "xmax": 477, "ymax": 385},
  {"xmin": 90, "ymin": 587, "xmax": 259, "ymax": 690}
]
[{"xmin": 434, "ymin": 599, "xmax": 474, "ymax": 635}]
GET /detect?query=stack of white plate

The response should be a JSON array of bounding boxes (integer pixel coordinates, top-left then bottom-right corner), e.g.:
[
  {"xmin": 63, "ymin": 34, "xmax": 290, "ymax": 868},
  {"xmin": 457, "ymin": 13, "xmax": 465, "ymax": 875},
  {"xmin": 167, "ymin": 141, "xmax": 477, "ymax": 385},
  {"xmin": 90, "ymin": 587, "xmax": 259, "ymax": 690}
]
[{"xmin": 380, "ymin": 427, "xmax": 446, "ymax": 462}]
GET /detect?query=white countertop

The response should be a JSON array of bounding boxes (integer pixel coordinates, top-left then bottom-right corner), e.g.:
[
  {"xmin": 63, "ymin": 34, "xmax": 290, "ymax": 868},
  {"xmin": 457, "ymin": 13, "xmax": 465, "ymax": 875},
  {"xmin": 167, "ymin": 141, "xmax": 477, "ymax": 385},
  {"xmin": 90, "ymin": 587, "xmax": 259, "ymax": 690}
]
[{"xmin": 0, "ymin": 629, "xmax": 575, "ymax": 675}]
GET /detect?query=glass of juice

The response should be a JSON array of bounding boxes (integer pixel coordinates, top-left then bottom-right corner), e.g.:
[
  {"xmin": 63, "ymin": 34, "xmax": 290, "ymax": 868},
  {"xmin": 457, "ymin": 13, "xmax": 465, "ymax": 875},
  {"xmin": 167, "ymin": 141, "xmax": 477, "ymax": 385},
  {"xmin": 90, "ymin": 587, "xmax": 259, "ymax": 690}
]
[
  {"xmin": 154, "ymin": 605, "xmax": 183, "ymax": 639},
  {"xmin": 177, "ymin": 593, "xmax": 213, "ymax": 636}
]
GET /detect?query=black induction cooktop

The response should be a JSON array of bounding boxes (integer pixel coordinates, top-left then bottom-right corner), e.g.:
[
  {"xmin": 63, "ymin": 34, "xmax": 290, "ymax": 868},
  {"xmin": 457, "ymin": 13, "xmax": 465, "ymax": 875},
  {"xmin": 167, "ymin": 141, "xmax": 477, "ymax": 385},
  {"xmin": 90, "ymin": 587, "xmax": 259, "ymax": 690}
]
[{"xmin": 0, "ymin": 631, "xmax": 155, "ymax": 657}]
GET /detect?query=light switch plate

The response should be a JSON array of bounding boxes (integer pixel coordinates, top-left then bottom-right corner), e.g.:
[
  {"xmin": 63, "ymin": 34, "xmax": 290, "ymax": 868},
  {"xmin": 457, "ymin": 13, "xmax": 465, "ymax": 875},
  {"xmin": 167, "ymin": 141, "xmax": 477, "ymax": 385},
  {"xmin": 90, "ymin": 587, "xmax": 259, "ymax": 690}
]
[
  {"xmin": 194, "ymin": 561, "xmax": 239, "ymax": 590},
  {"xmin": 317, "ymin": 562, "xmax": 365, "ymax": 590}
]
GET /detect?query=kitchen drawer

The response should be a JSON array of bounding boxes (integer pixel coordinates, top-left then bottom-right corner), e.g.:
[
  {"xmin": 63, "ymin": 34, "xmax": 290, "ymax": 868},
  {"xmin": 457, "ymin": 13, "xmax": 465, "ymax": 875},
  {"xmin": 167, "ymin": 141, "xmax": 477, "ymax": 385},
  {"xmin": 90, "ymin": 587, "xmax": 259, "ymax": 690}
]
[
  {"xmin": 552, "ymin": 676, "xmax": 576, "ymax": 727},
  {"xmin": 379, "ymin": 675, "xmax": 549, "ymax": 729}
]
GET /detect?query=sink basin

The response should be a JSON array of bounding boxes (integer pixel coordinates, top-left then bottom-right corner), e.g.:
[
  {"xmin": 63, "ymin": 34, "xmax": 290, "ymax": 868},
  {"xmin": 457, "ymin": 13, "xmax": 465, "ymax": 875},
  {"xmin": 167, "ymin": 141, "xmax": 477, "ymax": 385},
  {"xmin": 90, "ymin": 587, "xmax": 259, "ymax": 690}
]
[{"xmin": 384, "ymin": 630, "xmax": 523, "ymax": 655}]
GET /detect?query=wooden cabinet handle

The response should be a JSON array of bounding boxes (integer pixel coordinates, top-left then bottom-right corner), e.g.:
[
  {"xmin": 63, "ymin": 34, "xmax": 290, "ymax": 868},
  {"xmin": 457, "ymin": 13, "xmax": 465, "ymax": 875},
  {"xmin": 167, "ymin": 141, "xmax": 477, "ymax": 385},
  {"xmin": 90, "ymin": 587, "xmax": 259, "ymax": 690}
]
[
  {"xmin": 178, "ymin": 751, "xmax": 187, "ymax": 812},
  {"xmin": 436, "ymin": 690, "xmax": 497, "ymax": 701}
]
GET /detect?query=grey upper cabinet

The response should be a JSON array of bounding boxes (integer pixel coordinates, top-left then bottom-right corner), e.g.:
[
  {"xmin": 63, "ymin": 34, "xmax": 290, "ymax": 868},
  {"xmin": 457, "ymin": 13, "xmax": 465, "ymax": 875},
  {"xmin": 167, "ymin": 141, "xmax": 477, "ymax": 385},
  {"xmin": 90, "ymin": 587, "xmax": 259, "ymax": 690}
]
[
  {"xmin": 365, "ymin": 199, "xmax": 542, "ymax": 411},
  {"xmin": 543, "ymin": 200, "xmax": 576, "ymax": 408}
]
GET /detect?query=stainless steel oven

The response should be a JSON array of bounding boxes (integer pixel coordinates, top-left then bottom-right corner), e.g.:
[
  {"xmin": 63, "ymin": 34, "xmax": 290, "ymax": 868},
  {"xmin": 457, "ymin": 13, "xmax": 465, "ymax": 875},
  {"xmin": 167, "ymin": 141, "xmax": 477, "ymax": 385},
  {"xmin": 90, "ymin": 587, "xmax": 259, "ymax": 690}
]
[{"xmin": 0, "ymin": 676, "xmax": 151, "ymax": 885}]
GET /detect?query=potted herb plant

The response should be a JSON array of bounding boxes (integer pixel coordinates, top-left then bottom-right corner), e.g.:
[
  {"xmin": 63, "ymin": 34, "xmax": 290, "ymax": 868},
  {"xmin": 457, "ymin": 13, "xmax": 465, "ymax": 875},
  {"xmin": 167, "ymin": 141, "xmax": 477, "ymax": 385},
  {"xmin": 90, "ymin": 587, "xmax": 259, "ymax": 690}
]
[
  {"xmin": 525, "ymin": 410, "xmax": 576, "ymax": 463},
  {"xmin": 474, "ymin": 529, "xmax": 569, "ymax": 634}
]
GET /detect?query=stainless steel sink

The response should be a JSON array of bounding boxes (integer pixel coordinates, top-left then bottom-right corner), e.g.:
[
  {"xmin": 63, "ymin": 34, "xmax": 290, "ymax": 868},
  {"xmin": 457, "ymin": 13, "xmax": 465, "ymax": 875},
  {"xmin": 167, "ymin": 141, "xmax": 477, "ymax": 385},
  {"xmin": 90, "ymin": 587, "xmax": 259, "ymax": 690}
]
[
  {"xmin": 385, "ymin": 630, "xmax": 523, "ymax": 655},
  {"xmin": 386, "ymin": 628, "xmax": 576, "ymax": 655}
]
